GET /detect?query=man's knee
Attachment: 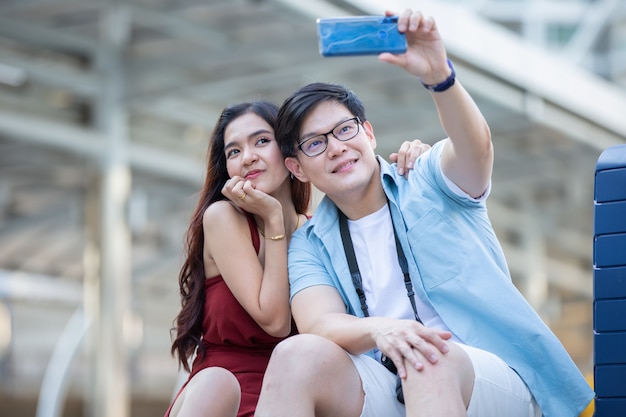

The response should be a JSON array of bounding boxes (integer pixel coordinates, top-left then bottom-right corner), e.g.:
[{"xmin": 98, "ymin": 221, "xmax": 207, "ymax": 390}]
[
  {"xmin": 269, "ymin": 333, "xmax": 346, "ymax": 374},
  {"xmin": 403, "ymin": 342, "xmax": 474, "ymax": 404}
]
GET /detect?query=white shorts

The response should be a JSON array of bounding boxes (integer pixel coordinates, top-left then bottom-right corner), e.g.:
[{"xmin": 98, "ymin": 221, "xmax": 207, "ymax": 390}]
[{"xmin": 348, "ymin": 343, "xmax": 541, "ymax": 417}]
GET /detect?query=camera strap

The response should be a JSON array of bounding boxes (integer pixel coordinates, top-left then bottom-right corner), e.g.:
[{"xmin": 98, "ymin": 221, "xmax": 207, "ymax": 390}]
[{"xmin": 338, "ymin": 204, "xmax": 422, "ymax": 323}]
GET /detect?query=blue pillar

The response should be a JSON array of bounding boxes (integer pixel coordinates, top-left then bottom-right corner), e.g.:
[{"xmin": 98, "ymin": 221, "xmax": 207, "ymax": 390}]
[{"xmin": 594, "ymin": 144, "xmax": 626, "ymax": 416}]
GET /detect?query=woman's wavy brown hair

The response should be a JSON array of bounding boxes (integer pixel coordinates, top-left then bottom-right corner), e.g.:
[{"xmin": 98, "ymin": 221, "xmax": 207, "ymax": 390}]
[{"xmin": 170, "ymin": 101, "xmax": 311, "ymax": 372}]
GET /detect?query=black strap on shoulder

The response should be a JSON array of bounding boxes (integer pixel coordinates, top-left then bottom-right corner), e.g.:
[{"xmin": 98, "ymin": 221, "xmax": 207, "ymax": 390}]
[
  {"xmin": 339, "ymin": 209, "xmax": 369, "ymax": 317},
  {"xmin": 337, "ymin": 205, "xmax": 422, "ymax": 323},
  {"xmin": 392, "ymin": 219, "xmax": 422, "ymax": 324}
]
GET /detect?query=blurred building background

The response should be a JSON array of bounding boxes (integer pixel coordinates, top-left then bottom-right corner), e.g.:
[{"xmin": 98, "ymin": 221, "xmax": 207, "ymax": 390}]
[{"xmin": 0, "ymin": 0, "xmax": 624, "ymax": 416}]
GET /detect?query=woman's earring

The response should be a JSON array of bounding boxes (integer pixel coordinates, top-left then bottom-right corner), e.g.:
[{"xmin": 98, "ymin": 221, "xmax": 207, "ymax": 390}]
[{"xmin": 290, "ymin": 173, "xmax": 295, "ymax": 180}]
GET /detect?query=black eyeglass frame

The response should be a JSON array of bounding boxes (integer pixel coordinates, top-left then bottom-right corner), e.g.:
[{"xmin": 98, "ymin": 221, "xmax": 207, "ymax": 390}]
[{"xmin": 296, "ymin": 117, "xmax": 362, "ymax": 157}]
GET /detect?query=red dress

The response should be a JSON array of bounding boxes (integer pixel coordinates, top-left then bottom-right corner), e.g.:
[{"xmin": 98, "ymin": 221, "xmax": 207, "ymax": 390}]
[{"xmin": 165, "ymin": 213, "xmax": 295, "ymax": 417}]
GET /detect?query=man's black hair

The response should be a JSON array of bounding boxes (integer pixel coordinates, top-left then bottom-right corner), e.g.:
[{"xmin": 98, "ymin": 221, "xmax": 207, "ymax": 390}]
[{"xmin": 275, "ymin": 82, "xmax": 367, "ymax": 158}]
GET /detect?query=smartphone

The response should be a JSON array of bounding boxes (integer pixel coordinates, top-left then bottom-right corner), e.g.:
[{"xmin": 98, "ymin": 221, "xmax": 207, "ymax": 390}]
[{"xmin": 316, "ymin": 16, "xmax": 407, "ymax": 57}]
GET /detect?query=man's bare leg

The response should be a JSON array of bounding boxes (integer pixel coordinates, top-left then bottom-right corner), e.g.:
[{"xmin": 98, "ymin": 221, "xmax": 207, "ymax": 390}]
[
  {"xmin": 255, "ymin": 334, "xmax": 365, "ymax": 417},
  {"xmin": 402, "ymin": 342, "xmax": 475, "ymax": 417}
]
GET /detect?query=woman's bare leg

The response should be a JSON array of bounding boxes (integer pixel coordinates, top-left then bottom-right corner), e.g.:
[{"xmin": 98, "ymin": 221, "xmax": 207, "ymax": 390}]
[{"xmin": 170, "ymin": 367, "xmax": 241, "ymax": 417}]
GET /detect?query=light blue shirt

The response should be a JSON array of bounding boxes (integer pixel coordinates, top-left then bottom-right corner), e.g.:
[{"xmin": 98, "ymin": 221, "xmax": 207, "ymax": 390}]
[{"xmin": 288, "ymin": 141, "xmax": 594, "ymax": 417}]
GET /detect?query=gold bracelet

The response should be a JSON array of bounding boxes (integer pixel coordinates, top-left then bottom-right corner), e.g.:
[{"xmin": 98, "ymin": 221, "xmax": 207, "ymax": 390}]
[
  {"xmin": 258, "ymin": 227, "xmax": 286, "ymax": 240},
  {"xmin": 265, "ymin": 233, "xmax": 285, "ymax": 241}
]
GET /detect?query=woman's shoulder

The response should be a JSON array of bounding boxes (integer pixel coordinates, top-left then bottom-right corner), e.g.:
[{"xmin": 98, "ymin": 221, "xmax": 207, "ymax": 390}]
[
  {"xmin": 203, "ymin": 200, "xmax": 249, "ymax": 229},
  {"xmin": 204, "ymin": 199, "xmax": 241, "ymax": 220}
]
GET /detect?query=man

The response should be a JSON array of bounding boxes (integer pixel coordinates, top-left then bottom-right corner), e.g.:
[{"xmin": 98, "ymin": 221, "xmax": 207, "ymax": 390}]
[{"xmin": 255, "ymin": 9, "xmax": 593, "ymax": 417}]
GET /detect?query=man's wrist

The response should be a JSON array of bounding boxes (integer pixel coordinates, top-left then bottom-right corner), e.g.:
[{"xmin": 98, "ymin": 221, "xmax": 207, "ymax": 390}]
[{"xmin": 421, "ymin": 59, "xmax": 456, "ymax": 93}]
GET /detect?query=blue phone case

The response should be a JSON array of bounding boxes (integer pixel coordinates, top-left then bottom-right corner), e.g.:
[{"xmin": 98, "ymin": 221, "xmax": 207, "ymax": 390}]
[{"xmin": 317, "ymin": 16, "xmax": 407, "ymax": 57}]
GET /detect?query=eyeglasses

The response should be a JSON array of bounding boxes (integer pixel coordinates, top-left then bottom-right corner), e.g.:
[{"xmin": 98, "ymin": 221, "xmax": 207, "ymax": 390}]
[{"xmin": 297, "ymin": 117, "xmax": 361, "ymax": 157}]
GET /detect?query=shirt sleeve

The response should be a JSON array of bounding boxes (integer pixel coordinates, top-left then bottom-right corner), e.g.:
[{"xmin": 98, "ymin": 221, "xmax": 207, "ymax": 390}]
[
  {"xmin": 428, "ymin": 140, "xmax": 491, "ymax": 204},
  {"xmin": 287, "ymin": 228, "xmax": 335, "ymax": 301},
  {"xmin": 442, "ymin": 172, "xmax": 491, "ymax": 202}
]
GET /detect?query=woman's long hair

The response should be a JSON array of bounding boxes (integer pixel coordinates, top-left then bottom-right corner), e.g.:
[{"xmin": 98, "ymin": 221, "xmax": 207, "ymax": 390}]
[{"xmin": 170, "ymin": 101, "xmax": 311, "ymax": 371}]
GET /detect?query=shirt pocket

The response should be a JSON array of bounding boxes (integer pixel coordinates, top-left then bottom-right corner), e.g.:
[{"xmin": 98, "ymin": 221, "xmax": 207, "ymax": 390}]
[{"xmin": 406, "ymin": 209, "xmax": 468, "ymax": 289}]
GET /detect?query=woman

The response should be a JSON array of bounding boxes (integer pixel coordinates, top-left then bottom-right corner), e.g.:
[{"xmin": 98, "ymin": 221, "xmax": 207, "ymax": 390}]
[{"xmin": 166, "ymin": 100, "xmax": 427, "ymax": 417}]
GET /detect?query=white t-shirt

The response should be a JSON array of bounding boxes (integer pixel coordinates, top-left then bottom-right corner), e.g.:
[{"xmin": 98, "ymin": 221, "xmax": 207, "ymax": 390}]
[
  {"xmin": 347, "ymin": 205, "xmax": 457, "ymax": 338},
  {"xmin": 345, "ymin": 173, "xmax": 489, "ymax": 343}
]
